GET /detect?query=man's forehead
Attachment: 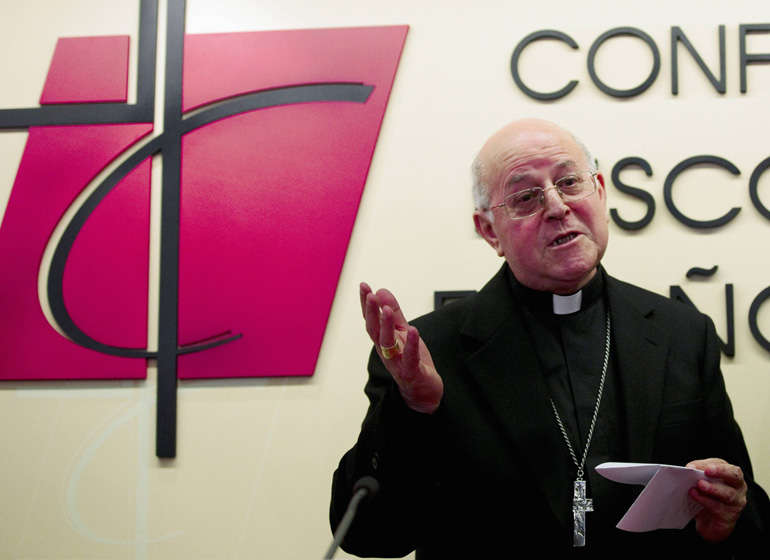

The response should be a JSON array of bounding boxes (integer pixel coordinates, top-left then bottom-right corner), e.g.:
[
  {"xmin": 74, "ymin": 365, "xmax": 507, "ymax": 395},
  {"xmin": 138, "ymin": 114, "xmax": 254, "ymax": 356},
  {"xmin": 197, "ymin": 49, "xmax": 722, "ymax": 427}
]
[
  {"xmin": 483, "ymin": 119, "xmax": 572, "ymax": 150},
  {"xmin": 483, "ymin": 129, "xmax": 581, "ymax": 170}
]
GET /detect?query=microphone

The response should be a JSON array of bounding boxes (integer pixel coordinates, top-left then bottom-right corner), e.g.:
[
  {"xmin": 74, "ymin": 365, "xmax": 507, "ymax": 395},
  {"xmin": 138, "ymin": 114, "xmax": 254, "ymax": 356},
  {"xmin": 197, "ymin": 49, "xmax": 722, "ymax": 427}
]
[{"xmin": 324, "ymin": 476, "xmax": 380, "ymax": 559}]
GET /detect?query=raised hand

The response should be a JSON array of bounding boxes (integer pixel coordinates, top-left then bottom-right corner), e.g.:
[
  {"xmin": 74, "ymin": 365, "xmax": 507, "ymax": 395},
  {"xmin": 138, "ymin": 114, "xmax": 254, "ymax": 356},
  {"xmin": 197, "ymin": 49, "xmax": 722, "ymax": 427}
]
[{"xmin": 360, "ymin": 283, "xmax": 443, "ymax": 414}]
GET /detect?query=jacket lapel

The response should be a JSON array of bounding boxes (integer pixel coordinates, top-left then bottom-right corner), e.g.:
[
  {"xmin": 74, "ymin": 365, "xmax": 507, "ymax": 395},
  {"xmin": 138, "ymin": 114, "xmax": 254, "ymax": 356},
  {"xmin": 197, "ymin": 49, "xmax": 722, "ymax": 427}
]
[
  {"xmin": 459, "ymin": 265, "xmax": 575, "ymax": 533},
  {"xmin": 605, "ymin": 277, "xmax": 670, "ymax": 463}
]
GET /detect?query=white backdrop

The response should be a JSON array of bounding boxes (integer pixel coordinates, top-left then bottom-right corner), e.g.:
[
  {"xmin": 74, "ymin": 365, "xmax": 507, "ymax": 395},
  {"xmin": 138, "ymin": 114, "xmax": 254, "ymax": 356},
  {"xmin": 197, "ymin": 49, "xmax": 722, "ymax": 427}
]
[{"xmin": 1, "ymin": 0, "xmax": 768, "ymax": 558}]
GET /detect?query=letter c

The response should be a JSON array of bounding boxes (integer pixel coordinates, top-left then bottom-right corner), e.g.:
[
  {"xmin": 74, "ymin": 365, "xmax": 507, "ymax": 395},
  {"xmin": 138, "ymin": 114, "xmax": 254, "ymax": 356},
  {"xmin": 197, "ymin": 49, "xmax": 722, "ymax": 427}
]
[
  {"xmin": 664, "ymin": 155, "xmax": 741, "ymax": 229},
  {"xmin": 511, "ymin": 30, "xmax": 579, "ymax": 100}
]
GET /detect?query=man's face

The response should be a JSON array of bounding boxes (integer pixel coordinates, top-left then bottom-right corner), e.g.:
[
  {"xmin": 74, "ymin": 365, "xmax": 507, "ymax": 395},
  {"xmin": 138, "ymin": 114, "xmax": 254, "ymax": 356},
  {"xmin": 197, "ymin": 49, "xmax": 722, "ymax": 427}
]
[{"xmin": 473, "ymin": 120, "xmax": 609, "ymax": 295}]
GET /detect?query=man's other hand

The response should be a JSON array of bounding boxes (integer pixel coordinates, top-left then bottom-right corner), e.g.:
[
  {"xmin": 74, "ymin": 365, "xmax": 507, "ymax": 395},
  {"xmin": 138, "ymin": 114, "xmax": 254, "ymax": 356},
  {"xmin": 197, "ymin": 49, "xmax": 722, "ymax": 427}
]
[
  {"xmin": 686, "ymin": 458, "xmax": 748, "ymax": 543},
  {"xmin": 360, "ymin": 283, "xmax": 443, "ymax": 414}
]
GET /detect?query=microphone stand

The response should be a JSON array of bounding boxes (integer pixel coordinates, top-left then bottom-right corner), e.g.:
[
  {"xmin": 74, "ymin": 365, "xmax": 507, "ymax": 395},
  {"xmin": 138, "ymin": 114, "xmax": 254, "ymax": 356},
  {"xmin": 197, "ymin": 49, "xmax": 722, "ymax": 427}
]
[{"xmin": 324, "ymin": 476, "xmax": 379, "ymax": 559}]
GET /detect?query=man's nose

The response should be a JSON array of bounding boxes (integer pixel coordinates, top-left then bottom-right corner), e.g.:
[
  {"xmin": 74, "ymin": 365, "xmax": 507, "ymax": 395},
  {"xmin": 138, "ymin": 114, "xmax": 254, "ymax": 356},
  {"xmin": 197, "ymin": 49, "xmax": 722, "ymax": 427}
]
[{"xmin": 541, "ymin": 186, "xmax": 569, "ymax": 219}]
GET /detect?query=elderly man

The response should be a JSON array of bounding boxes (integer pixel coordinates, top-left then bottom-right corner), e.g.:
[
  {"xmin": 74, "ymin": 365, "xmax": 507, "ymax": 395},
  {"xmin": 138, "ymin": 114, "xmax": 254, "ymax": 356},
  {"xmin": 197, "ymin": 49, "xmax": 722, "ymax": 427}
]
[{"xmin": 330, "ymin": 119, "xmax": 768, "ymax": 557}]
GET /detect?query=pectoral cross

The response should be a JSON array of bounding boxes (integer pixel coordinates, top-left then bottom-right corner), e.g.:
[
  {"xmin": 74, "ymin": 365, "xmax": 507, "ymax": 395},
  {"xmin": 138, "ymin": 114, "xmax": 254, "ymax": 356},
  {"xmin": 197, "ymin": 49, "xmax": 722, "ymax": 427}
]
[{"xmin": 572, "ymin": 479, "xmax": 592, "ymax": 547}]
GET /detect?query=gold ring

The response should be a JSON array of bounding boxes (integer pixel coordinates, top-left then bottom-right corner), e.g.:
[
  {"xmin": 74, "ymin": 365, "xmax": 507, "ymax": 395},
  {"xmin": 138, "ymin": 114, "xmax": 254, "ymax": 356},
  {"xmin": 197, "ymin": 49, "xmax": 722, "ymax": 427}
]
[{"xmin": 380, "ymin": 339, "xmax": 402, "ymax": 360}]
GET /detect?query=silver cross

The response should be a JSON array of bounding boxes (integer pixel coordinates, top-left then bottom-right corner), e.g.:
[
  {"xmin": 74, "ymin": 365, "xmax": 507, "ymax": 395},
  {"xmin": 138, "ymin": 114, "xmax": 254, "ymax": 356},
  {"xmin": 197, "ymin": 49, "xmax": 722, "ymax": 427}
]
[{"xmin": 572, "ymin": 479, "xmax": 593, "ymax": 547}]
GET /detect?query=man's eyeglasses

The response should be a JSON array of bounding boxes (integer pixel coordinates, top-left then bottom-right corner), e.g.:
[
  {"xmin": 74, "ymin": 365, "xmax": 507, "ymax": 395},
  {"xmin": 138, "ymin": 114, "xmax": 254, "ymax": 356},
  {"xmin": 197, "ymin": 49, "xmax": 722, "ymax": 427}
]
[{"xmin": 491, "ymin": 171, "xmax": 598, "ymax": 221}]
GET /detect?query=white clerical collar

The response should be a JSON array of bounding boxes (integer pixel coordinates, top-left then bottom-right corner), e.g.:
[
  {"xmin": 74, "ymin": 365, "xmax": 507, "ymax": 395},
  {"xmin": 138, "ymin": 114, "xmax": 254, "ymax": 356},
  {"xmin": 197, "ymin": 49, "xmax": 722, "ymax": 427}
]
[{"xmin": 552, "ymin": 291, "xmax": 583, "ymax": 315}]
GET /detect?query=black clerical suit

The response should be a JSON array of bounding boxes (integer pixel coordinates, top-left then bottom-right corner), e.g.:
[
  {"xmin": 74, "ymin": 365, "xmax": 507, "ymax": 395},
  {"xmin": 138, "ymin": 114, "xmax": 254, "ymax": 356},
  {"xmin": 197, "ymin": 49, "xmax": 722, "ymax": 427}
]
[{"xmin": 330, "ymin": 265, "xmax": 769, "ymax": 558}]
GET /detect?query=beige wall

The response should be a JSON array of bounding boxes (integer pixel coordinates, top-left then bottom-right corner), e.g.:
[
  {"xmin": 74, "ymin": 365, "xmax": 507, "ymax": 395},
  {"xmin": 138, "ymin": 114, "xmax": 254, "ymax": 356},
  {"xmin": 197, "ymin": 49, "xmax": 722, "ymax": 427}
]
[{"xmin": 1, "ymin": 0, "xmax": 768, "ymax": 558}]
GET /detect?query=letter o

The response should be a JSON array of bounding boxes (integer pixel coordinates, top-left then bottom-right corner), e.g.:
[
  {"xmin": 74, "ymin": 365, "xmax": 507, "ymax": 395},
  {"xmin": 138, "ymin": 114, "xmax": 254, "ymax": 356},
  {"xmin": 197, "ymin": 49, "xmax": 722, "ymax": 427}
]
[
  {"xmin": 749, "ymin": 287, "xmax": 770, "ymax": 353},
  {"xmin": 587, "ymin": 27, "xmax": 661, "ymax": 98}
]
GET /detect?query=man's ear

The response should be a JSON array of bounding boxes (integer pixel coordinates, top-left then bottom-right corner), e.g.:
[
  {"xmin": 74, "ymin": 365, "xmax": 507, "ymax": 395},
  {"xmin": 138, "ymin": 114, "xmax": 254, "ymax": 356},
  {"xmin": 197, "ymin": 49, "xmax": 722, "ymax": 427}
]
[
  {"xmin": 473, "ymin": 210, "xmax": 504, "ymax": 257},
  {"xmin": 596, "ymin": 172, "xmax": 607, "ymax": 202},
  {"xmin": 596, "ymin": 172, "xmax": 609, "ymax": 221}
]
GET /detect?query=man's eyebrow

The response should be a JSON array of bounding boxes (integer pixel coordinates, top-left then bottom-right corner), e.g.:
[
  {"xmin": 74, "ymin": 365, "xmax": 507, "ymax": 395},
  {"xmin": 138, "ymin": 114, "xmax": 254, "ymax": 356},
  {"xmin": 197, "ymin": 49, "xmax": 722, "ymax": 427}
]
[
  {"xmin": 555, "ymin": 160, "xmax": 580, "ymax": 172},
  {"xmin": 506, "ymin": 171, "xmax": 542, "ymax": 189},
  {"xmin": 506, "ymin": 161, "xmax": 579, "ymax": 187}
]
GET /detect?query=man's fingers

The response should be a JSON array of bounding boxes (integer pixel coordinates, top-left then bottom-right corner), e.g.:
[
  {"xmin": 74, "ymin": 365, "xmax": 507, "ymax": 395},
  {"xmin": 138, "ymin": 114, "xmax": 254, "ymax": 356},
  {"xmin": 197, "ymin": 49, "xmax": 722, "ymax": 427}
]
[
  {"xmin": 687, "ymin": 458, "xmax": 748, "ymax": 528},
  {"xmin": 686, "ymin": 458, "xmax": 727, "ymax": 471},
  {"xmin": 709, "ymin": 464, "xmax": 746, "ymax": 489},
  {"xmin": 375, "ymin": 288, "xmax": 409, "ymax": 328},
  {"xmin": 360, "ymin": 284, "xmax": 412, "ymax": 366},
  {"xmin": 357, "ymin": 287, "xmax": 442, "ymax": 414},
  {"xmin": 401, "ymin": 327, "xmax": 421, "ymax": 373},
  {"xmin": 696, "ymin": 479, "xmax": 741, "ymax": 506},
  {"xmin": 359, "ymin": 282, "xmax": 373, "ymax": 319},
  {"xmin": 687, "ymin": 459, "xmax": 745, "ymax": 488},
  {"xmin": 379, "ymin": 305, "xmax": 397, "ymax": 350},
  {"xmin": 363, "ymin": 292, "xmax": 382, "ymax": 344}
]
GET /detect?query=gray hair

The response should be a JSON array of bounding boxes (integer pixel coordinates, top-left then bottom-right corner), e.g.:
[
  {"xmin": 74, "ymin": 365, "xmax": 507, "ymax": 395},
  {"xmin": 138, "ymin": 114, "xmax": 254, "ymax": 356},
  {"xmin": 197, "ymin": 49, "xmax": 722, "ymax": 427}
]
[
  {"xmin": 471, "ymin": 132, "xmax": 597, "ymax": 214},
  {"xmin": 471, "ymin": 155, "xmax": 490, "ymax": 212}
]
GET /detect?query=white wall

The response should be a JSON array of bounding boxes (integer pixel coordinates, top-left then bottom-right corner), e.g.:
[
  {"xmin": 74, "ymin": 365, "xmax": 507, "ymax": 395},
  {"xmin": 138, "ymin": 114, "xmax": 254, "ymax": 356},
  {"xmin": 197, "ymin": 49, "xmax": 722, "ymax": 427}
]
[{"xmin": 1, "ymin": 0, "xmax": 768, "ymax": 558}]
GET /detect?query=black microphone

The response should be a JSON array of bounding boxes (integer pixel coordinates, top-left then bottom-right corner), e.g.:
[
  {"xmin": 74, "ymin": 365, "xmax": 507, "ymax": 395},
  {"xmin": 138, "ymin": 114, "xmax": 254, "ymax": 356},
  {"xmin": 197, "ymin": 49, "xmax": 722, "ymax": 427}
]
[{"xmin": 325, "ymin": 476, "xmax": 380, "ymax": 559}]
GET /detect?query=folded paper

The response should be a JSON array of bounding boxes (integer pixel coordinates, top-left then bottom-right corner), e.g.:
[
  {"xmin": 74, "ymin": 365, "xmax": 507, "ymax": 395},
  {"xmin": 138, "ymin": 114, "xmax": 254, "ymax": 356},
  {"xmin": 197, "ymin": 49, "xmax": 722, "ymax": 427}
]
[{"xmin": 596, "ymin": 462, "xmax": 714, "ymax": 532}]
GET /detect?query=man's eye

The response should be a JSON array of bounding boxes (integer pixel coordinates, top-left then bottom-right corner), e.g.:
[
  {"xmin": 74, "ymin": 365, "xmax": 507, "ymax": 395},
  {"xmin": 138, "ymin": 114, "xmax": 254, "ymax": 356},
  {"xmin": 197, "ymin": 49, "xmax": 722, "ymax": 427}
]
[
  {"xmin": 559, "ymin": 177, "xmax": 578, "ymax": 188},
  {"xmin": 515, "ymin": 191, "xmax": 536, "ymax": 203}
]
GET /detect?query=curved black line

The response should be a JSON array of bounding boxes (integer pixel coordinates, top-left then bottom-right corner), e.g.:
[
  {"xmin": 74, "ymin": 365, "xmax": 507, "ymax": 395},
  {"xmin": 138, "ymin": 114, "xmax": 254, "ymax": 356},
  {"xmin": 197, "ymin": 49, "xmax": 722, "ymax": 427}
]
[
  {"xmin": 663, "ymin": 156, "xmax": 741, "ymax": 229},
  {"xmin": 181, "ymin": 83, "xmax": 374, "ymax": 133},
  {"xmin": 686, "ymin": 266, "xmax": 718, "ymax": 278},
  {"xmin": 178, "ymin": 333, "xmax": 244, "ymax": 355},
  {"xmin": 587, "ymin": 27, "xmax": 661, "ymax": 98},
  {"xmin": 46, "ymin": 83, "xmax": 373, "ymax": 358},
  {"xmin": 510, "ymin": 30, "xmax": 579, "ymax": 101},
  {"xmin": 47, "ymin": 136, "xmax": 163, "ymax": 358}
]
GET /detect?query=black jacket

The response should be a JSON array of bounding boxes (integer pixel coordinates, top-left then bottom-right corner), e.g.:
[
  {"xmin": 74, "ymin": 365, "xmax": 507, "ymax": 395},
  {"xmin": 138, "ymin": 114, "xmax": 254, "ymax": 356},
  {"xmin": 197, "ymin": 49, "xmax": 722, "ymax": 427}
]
[{"xmin": 331, "ymin": 265, "xmax": 769, "ymax": 558}]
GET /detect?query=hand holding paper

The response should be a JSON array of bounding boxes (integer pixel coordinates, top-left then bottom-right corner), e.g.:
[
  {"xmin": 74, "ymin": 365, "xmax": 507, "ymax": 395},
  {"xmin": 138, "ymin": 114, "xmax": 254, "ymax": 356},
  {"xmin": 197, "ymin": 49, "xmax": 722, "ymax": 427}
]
[
  {"xmin": 596, "ymin": 459, "xmax": 748, "ymax": 542},
  {"xmin": 595, "ymin": 462, "xmax": 713, "ymax": 532},
  {"xmin": 685, "ymin": 458, "xmax": 748, "ymax": 543}
]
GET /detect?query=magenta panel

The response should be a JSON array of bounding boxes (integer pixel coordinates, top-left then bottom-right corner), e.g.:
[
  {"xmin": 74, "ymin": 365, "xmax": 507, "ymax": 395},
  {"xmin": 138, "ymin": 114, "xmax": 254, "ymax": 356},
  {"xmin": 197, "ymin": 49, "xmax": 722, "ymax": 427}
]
[
  {"xmin": 40, "ymin": 36, "xmax": 130, "ymax": 104},
  {"xmin": 63, "ymin": 158, "xmax": 151, "ymax": 349},
  {"xmin": 182, "ymin": 26, "xmax": 407, "ymax": 111},
  {"xmin": 0, "ymin": 124, "xmax": 152, "ymax": 380},
  {"xmin": 177, "ymin": 26, "xmax": 408, "ymax": 378}
]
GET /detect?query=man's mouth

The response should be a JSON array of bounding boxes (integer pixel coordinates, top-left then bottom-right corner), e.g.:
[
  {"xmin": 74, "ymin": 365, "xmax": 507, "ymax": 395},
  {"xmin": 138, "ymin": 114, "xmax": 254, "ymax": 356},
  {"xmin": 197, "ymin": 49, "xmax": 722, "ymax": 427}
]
[{"xmin": 551, "ymin": 233, "xmax": 577, "ymax": 247}]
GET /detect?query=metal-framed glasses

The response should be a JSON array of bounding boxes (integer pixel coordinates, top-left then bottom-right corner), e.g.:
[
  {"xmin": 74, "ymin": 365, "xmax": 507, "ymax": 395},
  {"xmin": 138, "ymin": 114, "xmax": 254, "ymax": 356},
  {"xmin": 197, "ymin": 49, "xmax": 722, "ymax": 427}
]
[{"xmin": 492, "ymin": 171, "xmax": 598, "ymax": 220}]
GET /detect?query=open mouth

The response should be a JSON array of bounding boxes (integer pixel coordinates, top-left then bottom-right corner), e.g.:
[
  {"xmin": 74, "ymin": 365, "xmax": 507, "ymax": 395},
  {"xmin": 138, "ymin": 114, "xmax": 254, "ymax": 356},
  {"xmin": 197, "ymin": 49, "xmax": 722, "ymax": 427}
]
[{"xmin": 551, "ymin": 233, "xmax": 577, "ymax": 247}]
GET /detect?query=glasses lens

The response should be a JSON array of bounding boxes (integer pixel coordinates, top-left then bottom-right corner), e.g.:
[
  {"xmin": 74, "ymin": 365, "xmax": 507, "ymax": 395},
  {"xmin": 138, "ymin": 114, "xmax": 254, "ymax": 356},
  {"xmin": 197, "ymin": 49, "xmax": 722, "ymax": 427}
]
[
  {"xmin": 506, "ymin": 189, "xmax": 542, "ymax": 219},
  {"xmin": 503, "ymin": 172, "xmax": 597, "ymax": 220},
  {"xmin": 556, "ymin": 171, "xmax": 596, "ymax": 201}
]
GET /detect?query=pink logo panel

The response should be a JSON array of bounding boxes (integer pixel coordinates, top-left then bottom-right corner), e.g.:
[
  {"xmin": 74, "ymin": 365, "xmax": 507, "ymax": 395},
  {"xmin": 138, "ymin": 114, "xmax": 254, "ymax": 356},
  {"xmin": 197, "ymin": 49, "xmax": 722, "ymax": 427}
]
[
  {"xmin": 0, "ymin": 125, "xmax": 152, "ymax": 380},
  {"xmin": 0, "ymin": 25, "xmax": 407, "ymax": 382},
  {"xmin": 40, "ymin": 36, "xmax": 130, "ymax": 104},
  {"xmin": 183, "ymin": 26, "xmax": 406, "ymax": 111},
  {"xmin": 64, "ymin": 158, "xmax": 151, "ymax": 349},
  {"xmin": 0, "ymin": 1, "xmax": 407, "ymax": 454},
  {"xmin": 178, "ymin": 26, "xmax": 407, "ymax": 378}
]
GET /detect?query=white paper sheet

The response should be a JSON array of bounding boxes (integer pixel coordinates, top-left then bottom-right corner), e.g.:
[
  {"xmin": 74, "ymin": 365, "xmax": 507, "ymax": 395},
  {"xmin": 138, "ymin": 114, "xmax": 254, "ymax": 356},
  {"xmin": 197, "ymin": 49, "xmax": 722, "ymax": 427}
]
[{"xmin": 595, "ymin": 462, "xmax": 713, "ymax": 532}]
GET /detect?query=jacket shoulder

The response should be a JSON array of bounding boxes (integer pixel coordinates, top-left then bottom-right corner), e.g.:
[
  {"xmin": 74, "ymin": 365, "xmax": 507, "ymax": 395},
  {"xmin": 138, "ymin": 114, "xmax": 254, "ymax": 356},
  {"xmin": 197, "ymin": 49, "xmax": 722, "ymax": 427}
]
[
  {"xmin": 607, "ymin": 275, "xmax": 709, "ymax": 322},
  {"xmin": 605, "ymin": 274, "xmax": 721, "ymax": 357},
  {"xmin": 410, "ymin": 264, "xmax": 514, "ymax": 341}
]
